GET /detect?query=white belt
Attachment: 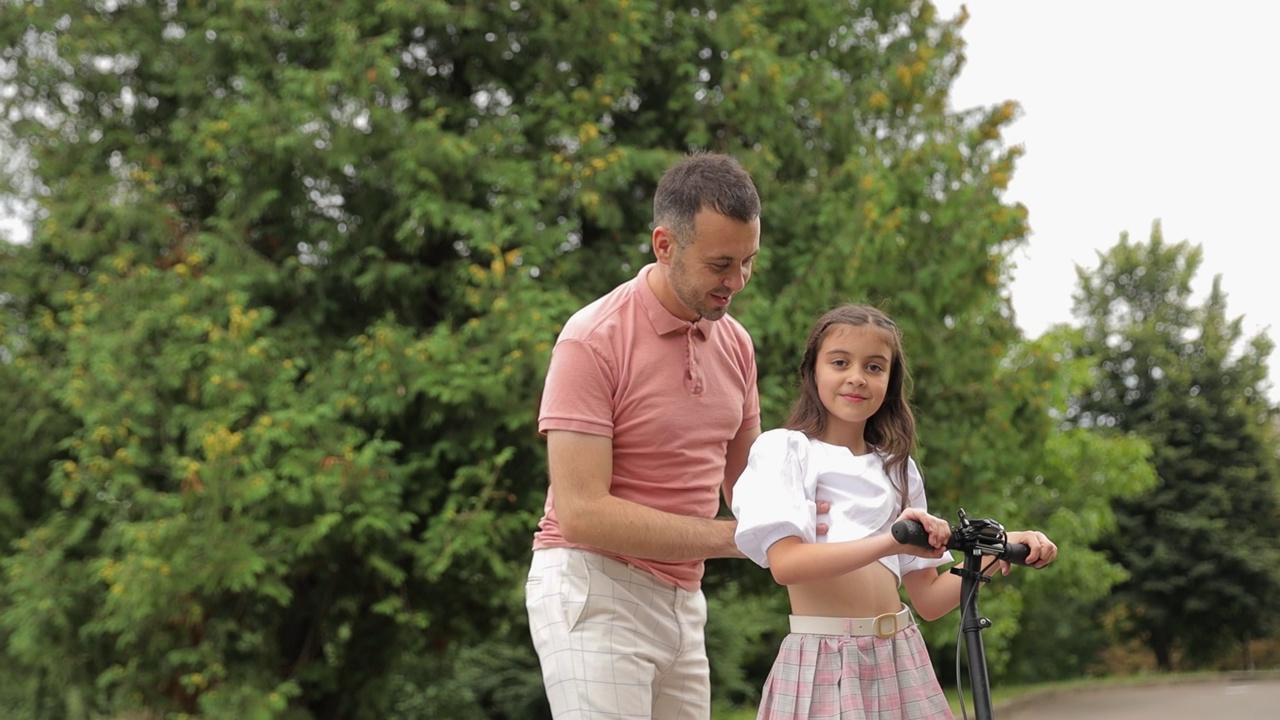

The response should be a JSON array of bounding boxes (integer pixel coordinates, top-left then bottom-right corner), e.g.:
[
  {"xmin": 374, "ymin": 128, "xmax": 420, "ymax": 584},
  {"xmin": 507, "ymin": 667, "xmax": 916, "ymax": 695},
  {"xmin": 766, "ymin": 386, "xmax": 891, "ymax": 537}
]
[{"xmin": 788, "ymin": 605, "xmax": 914, "ymax": 639}]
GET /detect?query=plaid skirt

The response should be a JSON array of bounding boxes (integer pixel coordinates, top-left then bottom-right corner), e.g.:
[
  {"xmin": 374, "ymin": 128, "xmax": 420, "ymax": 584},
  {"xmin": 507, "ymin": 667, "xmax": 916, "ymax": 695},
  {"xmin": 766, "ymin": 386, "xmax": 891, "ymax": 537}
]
[{"xmin": 756, "ymin": 623, "xmax": 953, "ymax": 720}]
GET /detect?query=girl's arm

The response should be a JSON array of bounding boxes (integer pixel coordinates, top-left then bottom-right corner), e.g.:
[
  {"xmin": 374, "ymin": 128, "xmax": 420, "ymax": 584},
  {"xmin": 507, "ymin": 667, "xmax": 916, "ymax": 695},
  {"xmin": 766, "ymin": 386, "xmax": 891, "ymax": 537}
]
[
  {"xmin": 764, "ymin": 533, "xmax": 903, "ymax": 586},
  {"xmin": 766, "ymin": 507, "xmax": 948, "ymax": 586},
  {"xmin": 902, "ymin": 564, "xmax": 963, "ymax": 621}
]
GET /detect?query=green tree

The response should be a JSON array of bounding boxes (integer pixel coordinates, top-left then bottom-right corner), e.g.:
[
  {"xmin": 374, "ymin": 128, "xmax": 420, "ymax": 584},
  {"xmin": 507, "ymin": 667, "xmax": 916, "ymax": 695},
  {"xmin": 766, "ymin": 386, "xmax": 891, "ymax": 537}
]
[
  {"xmin": 1065, "ymin": 223, "xmax": 1280, "ymax": 671},
  {"xmin": 1, "ymin": 1, "xmax": 1157, "ymax": 717},
  {"xmin": 999, "ymin": 328, "xmax": 1157, "ymax": 682},
  {"xmin": 1, "ymin": 0, "xmax": 579, "ymax": 716}
]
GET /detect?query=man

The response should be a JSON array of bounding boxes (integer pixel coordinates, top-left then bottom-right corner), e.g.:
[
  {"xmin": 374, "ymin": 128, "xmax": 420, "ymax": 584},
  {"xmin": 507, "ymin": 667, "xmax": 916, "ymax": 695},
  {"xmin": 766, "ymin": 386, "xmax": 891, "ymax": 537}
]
[{"xmin": 525, "ymin": 152, "xmax": 765, "ymax": 719}]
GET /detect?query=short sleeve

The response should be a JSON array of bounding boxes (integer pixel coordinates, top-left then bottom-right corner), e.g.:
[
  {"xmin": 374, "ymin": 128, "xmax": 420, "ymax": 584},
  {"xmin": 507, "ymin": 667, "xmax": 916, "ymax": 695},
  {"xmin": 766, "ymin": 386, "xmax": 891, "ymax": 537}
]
[
  {"xmin": 732, "ymin": 429, "xmax": 816, "ymax": 568},
  {"xmin": 898, "ymin": 457, "xmax": 954, "ymax": 575},
  {"xmin": 739, "ymin": 352, "xmax": 760, "ymax": 433},
  {"xmin": 734, "ymin": 325, "xmax": 760, "ymax": 433},
  {"xmin": 538, "ymin": 338, "xmax": 615, "ymax": 437}
]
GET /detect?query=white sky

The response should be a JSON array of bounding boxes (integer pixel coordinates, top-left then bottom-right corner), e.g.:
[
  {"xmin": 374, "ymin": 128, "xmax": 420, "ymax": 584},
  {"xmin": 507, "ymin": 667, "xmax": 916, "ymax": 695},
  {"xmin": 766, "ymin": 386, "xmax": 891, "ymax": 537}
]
[
  {"xmin": 935, "ymin": 0, "xmax": 1280, "ymax": 401},
  {"xmin": 0, "ymin": 201, "xmax": 27, "ymax": 243}
]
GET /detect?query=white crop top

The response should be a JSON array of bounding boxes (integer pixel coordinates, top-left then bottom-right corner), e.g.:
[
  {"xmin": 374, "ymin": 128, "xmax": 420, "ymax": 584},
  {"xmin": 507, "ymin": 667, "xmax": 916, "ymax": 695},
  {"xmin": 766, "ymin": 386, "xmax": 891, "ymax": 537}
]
[{"xmin": 732, "ymin": 428, "xmax": 952, "ymax": 583}]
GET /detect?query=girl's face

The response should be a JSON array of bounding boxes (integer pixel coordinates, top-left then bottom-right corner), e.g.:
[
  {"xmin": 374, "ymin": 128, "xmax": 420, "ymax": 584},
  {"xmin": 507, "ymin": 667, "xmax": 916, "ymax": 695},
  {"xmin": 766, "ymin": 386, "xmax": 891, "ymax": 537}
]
[{"xmin": 813, "ymin": 324, "xmax": 893, "ymax": 446}]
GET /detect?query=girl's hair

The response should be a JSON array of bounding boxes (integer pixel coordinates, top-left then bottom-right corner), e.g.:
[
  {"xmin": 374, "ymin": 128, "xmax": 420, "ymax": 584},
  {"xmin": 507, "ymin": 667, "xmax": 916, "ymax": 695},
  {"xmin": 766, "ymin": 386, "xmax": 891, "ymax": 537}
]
[{"xmin": 785, "ymin": 304, "xmax": 918, "ymax": 507}]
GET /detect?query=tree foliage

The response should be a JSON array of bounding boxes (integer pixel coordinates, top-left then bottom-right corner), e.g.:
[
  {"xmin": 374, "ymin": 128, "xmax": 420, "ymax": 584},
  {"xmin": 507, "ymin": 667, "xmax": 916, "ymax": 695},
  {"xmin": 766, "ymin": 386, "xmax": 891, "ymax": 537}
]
[
  {"xmin": 1, "ymin": 1, "xmax": 1159, "ymax": 717},
  {"xmin": 1065, "ymin": 223, "xmax": 1280, "ymax": 671}
]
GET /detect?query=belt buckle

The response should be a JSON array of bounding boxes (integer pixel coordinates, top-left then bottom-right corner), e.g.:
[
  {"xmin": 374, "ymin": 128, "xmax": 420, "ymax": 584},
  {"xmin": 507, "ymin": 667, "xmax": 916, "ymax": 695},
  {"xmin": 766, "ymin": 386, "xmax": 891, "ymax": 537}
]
[{"xmin": 873, "ymin": 612, "xmax": 899, "ymax": 639}]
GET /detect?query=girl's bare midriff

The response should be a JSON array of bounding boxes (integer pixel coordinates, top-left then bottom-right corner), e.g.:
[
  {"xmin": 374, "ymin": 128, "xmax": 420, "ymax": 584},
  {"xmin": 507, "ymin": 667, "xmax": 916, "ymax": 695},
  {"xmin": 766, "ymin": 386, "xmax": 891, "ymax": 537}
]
[{"xmin": 786, "ymin": 561, "xmax": 904, "ymax": 617}]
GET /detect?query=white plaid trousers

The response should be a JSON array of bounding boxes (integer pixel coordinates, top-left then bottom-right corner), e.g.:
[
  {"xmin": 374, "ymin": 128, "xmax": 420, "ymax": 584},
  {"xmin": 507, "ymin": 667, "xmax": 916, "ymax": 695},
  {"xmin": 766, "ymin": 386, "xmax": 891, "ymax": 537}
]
[{"xmin": 525, "ymin": 548, "xmax": 711, "ymax": 720}]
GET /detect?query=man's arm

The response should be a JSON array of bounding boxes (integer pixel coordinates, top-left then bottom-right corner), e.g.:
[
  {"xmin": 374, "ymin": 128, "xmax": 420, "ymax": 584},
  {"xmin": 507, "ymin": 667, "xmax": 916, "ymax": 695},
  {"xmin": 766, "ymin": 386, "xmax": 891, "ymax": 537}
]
[
  {"xmin": 548, "ymin": 430, "xmax": 743, "ymax": 561},
  {"xmin": 721, "ymin": 422, "xmax": 761, "ymax": 510}
]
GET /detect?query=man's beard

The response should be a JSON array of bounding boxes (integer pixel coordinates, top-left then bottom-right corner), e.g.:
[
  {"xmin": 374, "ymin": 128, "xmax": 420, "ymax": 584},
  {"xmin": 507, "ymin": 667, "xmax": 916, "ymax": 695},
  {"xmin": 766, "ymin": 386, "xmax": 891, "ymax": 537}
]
[{"xmin": 670, "ymin": 256, "xmax": 727, "ymax": 321}]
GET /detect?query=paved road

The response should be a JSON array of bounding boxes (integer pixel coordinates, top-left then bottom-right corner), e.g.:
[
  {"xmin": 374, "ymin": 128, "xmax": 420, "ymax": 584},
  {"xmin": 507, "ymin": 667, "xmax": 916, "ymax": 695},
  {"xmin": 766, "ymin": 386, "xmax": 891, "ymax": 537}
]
[{"xmin": 996, "ymin": 677, "xmax": 1280, "ymax": 720}]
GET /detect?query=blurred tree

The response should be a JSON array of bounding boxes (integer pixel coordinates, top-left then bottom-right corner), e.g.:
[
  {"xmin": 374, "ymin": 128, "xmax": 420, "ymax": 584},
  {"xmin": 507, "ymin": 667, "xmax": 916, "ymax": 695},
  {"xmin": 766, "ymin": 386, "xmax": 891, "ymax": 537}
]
[
  {"xmin": 0, "ymin": 0, "xmax": 1157, "ymax": 717},
  {"xmin": 1064, "ymin": 223, "xmax": 1280, "ymax": 671},
  {"xmin": 998, "ymin": 328, "xmax": 1157, "ymax": 682}
]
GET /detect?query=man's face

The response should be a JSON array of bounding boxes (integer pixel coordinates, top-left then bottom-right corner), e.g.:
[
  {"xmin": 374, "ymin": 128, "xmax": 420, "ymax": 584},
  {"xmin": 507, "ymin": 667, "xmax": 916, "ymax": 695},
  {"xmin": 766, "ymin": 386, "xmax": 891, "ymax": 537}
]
[{"xmin": 666, "ymin": 209, "xmax": 760, "ymax": 321}]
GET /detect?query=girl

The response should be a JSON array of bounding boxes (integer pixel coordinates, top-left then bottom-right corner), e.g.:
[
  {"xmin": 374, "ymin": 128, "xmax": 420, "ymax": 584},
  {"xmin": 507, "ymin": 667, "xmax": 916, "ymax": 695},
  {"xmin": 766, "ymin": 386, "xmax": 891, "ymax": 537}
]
[{"xmin": 731, "ymin": 304, "xmax": 1056, "ymax": 720}]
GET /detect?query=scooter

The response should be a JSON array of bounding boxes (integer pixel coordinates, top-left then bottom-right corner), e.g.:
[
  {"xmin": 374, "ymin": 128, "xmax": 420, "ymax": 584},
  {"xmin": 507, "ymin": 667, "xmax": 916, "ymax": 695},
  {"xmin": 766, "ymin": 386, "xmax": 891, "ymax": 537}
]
[{"xmin": 893, "ymin": 509, "xmax": 1040, "ymax": 720}]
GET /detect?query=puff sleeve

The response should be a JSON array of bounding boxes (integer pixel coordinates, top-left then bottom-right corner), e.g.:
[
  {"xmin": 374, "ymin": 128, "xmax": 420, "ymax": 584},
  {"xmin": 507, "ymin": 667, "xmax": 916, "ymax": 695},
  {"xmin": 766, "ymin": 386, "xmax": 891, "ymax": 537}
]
[
  {"xmin": 732, "ymin": 429, "xmax": 815, "ymax": 568},
  {"xmin": 897, "ymin": 457, "xmax": 954, "ymax": 575}
]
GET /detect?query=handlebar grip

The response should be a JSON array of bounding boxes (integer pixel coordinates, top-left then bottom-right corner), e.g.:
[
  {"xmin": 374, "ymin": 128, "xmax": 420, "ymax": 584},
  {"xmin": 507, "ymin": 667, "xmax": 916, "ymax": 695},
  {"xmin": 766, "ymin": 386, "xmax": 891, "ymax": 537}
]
[
  {"xmin": 891, "ymin": 519, "xmax": 932, "ymax": 548},
  {"xmin": 1001, "ymin": 543, "xmax": 1032, "ymax": 566}
]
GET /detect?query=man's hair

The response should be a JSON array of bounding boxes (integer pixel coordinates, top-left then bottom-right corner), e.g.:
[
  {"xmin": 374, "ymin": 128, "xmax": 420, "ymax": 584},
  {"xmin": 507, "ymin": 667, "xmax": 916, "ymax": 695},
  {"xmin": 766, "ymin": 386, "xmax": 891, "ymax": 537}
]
[
  {"xmin": 786, "ymin": 304, "xmax": 917, "ymax": 510},
  {"xmin": 653, "ymin": 152, "xmax": 761, "ymax": 248}
]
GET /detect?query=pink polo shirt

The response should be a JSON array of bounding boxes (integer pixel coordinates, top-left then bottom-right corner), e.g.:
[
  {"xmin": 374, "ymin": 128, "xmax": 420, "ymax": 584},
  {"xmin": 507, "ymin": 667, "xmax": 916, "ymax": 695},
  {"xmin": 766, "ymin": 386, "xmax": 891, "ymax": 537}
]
[{"xmin": 534, "ymin": 263, "xmax": 760, "ymax": 590}]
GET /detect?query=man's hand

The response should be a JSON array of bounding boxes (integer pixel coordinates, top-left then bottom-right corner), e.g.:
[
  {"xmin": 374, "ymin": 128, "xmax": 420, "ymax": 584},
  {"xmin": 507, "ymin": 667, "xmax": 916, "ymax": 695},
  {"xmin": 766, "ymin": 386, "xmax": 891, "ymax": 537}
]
[{"xmin": 816, "ymin": 500, "xmax": 831, "ymax": 536}]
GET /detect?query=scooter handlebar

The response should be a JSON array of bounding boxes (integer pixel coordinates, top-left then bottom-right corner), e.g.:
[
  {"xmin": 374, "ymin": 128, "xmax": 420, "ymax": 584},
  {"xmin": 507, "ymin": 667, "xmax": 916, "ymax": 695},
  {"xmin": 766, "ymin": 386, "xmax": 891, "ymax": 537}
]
[{"xmin": 891, "ymin": 519, "xmax": 1033, "ymax": 566}]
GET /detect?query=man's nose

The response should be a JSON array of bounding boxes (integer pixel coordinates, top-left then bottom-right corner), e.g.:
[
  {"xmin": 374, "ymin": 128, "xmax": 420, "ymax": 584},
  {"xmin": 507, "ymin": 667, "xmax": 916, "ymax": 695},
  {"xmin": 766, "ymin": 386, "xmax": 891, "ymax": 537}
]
[{"xmin": 724, "ymin": 267, "xmax": 748, "ymax": 292}]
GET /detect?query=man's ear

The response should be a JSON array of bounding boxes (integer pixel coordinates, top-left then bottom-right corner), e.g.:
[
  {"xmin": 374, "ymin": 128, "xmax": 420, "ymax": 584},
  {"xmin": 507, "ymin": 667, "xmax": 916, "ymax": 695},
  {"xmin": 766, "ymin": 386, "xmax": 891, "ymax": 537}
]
[{"xmin": 652, "ymin": 226, "xmax": 675, "ymax": 264}]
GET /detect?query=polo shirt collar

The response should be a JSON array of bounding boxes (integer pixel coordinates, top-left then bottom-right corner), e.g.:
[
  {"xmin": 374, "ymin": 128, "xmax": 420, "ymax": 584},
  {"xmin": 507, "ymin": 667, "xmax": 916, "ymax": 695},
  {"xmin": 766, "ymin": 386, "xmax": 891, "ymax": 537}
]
[{"xmin": 637, "ymin": 264, "xmax": 710, "ymax": 340}]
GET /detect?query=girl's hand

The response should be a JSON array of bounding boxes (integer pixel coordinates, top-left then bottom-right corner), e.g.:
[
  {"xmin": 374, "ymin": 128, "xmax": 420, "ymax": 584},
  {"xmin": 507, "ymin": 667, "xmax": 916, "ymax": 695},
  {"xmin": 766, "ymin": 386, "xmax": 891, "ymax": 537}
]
[
  {"xmin": 893, "ymin": 508, "xmax": 951, "ymax": 558},
  {"xmin": 1001, "ymin": 529, "xmax": 1058, "ymax": 573}
]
